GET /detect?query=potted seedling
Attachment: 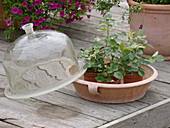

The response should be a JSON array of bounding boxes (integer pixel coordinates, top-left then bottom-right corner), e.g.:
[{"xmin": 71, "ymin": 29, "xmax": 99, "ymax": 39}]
[
  {"xmin": 117, "ymin": 29, "xmax": 164, "ymax": 83},
  {"xmin": 79, "ymin": 14, "xmax": 124, "ymax": 83},
  {"xmin": 73, "ymin": 14, "xmax": 164, "ymax": 103}
]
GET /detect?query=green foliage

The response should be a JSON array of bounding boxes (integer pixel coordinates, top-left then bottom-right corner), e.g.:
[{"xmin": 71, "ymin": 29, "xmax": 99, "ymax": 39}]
[
  {"xmin": 94, "ymin": 0, "xmax": 122, "ymax": 14},
  {"xmin": 79, "ymin": 13, "xmax": 164, "ymax": 82}
]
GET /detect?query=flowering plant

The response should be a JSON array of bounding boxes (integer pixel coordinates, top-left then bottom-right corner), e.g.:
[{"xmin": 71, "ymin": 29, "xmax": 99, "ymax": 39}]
[{"xmin": 2, "ymin": 0, "xmax": 95, "ymax": 40}]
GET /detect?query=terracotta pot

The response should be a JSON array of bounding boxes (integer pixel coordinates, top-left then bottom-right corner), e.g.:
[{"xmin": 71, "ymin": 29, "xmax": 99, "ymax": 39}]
[
  {"xmin": 127, "ymin": 0, "xmax": 170, "ymax": 60},
  {"xmin": 97, "ymin": 79, "xmax": 120, "ymax": 84},
  {"xmin": 84, "ymin": 72, "xmax": 98, "ymax": 82},
  {"xmin": 73, "ymin": 65, "xmax": 158, "ymax": 103},
  {"xmin": 124, "ymin": 74, "xmax": 143, "ymax": 83},
  {"xmin": 0, "ymin": 0, "xmax": 8, "ymax": 29}
]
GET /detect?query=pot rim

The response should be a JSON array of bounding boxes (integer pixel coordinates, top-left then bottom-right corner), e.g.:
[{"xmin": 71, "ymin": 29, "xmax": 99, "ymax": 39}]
[
  {"xmin": 127, "ymin": 0, "xmax": 170, "ymax": 11},
  {"xmin": 75, "ymin": 65, "xmax": 158, "ymax": 88}
]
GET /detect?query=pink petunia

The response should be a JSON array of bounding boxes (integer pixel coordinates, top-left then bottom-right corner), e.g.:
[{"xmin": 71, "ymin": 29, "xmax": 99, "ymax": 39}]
[
  {"xmin": 60, "ymin": 10, "xmax": 65, "ymax": 17},
  {"xmin": 11, "ymin": 7, "xmax": 19, "ymax": 14},
  {"xmin": 28, "ymin": 6, "xmax": 34, "ymax": 11},
  {"xmin": 48, "ymin": 3, "xmax": 62, "ymax": 9},
  {"xmin": 18, "ymin": 9, "xmax": 23, "ymax": 15},
  {"xmin": 33, "ymin": 0, "xmax": 42, "ymax": 6},
  {"xmin": 66, "ymin": 18, "xmax": 74, "ymax": 23},
  {"xmin": 24, "ymin": 16, "xmax": 30, "ymax": 21},
  {"xmin": 40, "ymin": 26, "xmax": 51, "ymax": 30},
  {"xmin": 38, "ymin": 17, "xmax": 45, "ymax": 23},
  {"xmin": 33, "ymin": 20, "xmax": 40, "ymax": 26},
  {"xmin": 35, "ymin": 8, "xmax": 43, "ymax": 15},
  {"xmin": 54, "ymin": 26, "xmax": 58, "ymax": 30},
  {"xmin": 139, "ymin": 25, "xmax": 143, "ymax": 29},
  {"xmin": 69, "ymin": 11, "xmax": 75, "ymax": 17},
  {"xmin": 22, "ymin": 1, "xmax": 28, "ymax": 7},
  {"xmin": 87, "ymin": 15, "xmax": 91, "ymax": 18},
  {"xmin": 6, "ymin": 19, "xmax": 12, "ymax": 26}
]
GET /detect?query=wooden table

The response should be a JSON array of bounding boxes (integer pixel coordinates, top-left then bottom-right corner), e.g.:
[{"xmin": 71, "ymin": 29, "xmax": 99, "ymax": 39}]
[{"xmin": 0, "ymin": 1, "xmax": 170, "ymax": 128}]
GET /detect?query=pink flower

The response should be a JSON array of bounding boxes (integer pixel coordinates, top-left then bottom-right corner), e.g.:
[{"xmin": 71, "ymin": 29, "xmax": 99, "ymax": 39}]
[
  {"xmin": 54, "ymin": 26, "xmax": 58, "ymax": 30},
  {"xmin": 66, "ymin": 18, "xmax": 74, "ymax": 23},
  {"xmin": 38, "ymin": 17, "xmax": 45, "ymax": 23},
  {"xmin": 33, "ymin": 0, "xmax": 42, "ymax": 6},
  {"xmin": 75, "ymin": 2, "xmax": 80, "ymax": 7},
  {"xmin": 35, "ymin": 8, "xmax": 43, "ymax": 15},
  {"xmin": 87, "ymin": 15, "xmax": 91, "ymax": 18},
  {"xmin": 69, "ymin": 11, "xmax": 75, "ymax": 17},
  {"xmin": 48, "ymin": 3, "xmax": 62, "ymax": 9},
  {"xmin": 11, "ymin": 7, "xmax": 19, "ymax": 14},
  {"xmin": 78, "ymin": 17, "xmax": 83, "ymax": 21},
  {"xmin": 33, "ymin": 20, "xmax": 40, "ymax": 26},
  {"xmin": 22, "ymin": 1, "xmax": 28, "ymax": 7},
  {"xmin": 40, "ymin": 26, "xmax": 51, "ymax": 30},
  {"xmin": 60, "ymin": 10, "xmax": 65, "ymax": 17},
  {"xmin": 18, "ymin": 9, "xmax": 23, "ymax": 15},
  {"xmin": 6, "ymin": 19, "xmax": 12, "ymax": 26},
  {"xmin": 28, "ymin": 6, "xmax": 34, "ymax": 11},
  {"xmin": 81, "ymin": 3, "xmax": 86, "ymax": 10},
  {"xmin": 139, "ymin": 25, "xmax": 143, "ymax": 29},
  {"xmin": 24, "ymin": 16, "xmax": 30, "ymax": 21}
]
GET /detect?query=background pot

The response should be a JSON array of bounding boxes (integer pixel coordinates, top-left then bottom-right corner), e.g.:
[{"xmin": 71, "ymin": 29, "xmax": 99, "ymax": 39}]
[
  {"xmin": 128, "ymin": 0, "xmax": 170, "ymax": 60},
  {"xmin": 73, "ymin": 65, "xmax": 158, "ymax": 103}
]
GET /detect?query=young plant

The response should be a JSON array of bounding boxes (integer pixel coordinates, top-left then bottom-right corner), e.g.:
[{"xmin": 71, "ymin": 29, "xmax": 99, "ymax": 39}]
[
  {"xmin": 79, "ymin": 14, "xmax": 124, "ymax": 82},
  {"xmin": 118, "ymin": 29, "xmax": 164, "ymax": 77}
]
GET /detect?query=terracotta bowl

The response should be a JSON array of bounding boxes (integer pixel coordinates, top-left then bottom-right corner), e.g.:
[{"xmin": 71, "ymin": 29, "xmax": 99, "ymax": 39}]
[{"xmin": 73, "ymin": 65, "xmax": 158, "ymax": 103}]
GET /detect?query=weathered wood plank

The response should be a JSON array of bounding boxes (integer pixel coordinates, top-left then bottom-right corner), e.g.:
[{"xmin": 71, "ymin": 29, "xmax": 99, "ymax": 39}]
[
  {"xmin": 0, "ymin": 94, "xmax": 105, "ymax": 128},
  {"xmin": 151, "ymin": 61, "xmax": 170, "ymax": 73},
  {"xmin": 0, "ymin": 50, "xmax": 4, "ymax": 62},
  {"xmin": 35, "ymin": 91, "xmax": 128, "ymax": 121},
  {"xmin": 98, "ymin": 98, "xmax": 170, "ymax": 128},
  {"xmin": 0, "ymin": 40, "xmax": 10, "ymax": 51},
  {"xmin": 139, "ymin": 90, "xmax": 168, "ymax": 105},
  {"xmin": 149, "ymin": 81, "xmax": 170, "ymax": 97},
  {"xmin": 156, "ymin": 70, "xmax": 170, "ymax": 83},
  {"xmin": 0, "ymin": 121, "xmax": 20, "ymax": 128}
]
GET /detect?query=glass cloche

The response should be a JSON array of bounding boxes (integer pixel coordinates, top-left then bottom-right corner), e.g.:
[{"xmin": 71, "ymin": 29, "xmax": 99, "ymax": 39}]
[{"xmin": 3, "ymin": 23, "xmax": 86, "ymax": 99}]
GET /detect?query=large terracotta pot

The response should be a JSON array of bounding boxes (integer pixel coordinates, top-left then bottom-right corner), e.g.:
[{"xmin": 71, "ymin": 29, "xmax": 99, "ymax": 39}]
[
  {"xmin": 127, "ymin": 0, "xmax": 170, "ymax": 60},
  {"xmin": 73, "ymin": 65, "xmax": 158, "ymax": 103},
  {"xmin": 0, "ymin": 0, "xmax": 7, "ymax": 29}
]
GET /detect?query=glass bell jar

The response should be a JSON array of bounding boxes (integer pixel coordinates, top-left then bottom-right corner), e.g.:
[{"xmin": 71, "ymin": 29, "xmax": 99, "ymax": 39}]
[{"xmin": 3, "ymin": 23, "xmax": 86, "ymax": 99}]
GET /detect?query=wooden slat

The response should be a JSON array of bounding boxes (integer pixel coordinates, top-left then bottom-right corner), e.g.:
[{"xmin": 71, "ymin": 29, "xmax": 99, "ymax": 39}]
[
  {"xmin": 0, "ymin": 40, "xmax": 10, "ymax": 51},
  {"xmin": 0, "ymin": 89, "xmax": 105, "ymax": 128},
  {"xmin": 0, "ymin": 121, "xmax": 21, "ymax": 128},
  {"xmin": 99, "ymin": 98, "xmax": 170, "ymax": 128},
  {"xmin": 35, "ymin": 91, "xmax": 128, "ymax": 121}
]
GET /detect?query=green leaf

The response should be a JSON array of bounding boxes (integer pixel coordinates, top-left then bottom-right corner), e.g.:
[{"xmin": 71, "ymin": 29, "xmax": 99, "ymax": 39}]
[
  {"xmin": 138, "ymin": 69, "xmax": 145, "ymax": 77},
  {"xmin": 120, "ymin": 43, "xmax": 124, "ymax": 52},
  {"xmin": 152, "ymin": 51, "xmax": 159, "ymax": 57},
  {"xmin": 137, "ymin": 49, "xmax": 143, "ymax": 54},
  {"xmin": 106, "ymin": 77, "xmax": 112, "ymax": 82},
  {"xmin": 155, "ymin": 55, "xmax": 165, "ymax": 62},
  {"xmin": 129, "ymin": 54, "xmax": 135, "ymax": 60},
  {"xmin": 108, "ymin": 39, "xmax": 116, "ymax": 46},
  {"xmin": 114, "ymin": 72, "xmax": 123, "ymax": 79},
  {"xmin": 110, "ymin": 63, "xmax": 118, "ymax": 71}
]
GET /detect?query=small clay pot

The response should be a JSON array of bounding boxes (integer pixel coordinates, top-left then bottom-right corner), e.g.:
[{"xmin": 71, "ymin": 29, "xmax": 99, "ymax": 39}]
[
  {"xmin": 124, "ymin": 74, "xmax": 143, "ymax": 83},
  {"xmin": 97, "ymin": 79, "xmax": 120, "ymax": 84},
  {"xmin": 84, "ymin": 72, "xmax": 98, "ymax": 82}
]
